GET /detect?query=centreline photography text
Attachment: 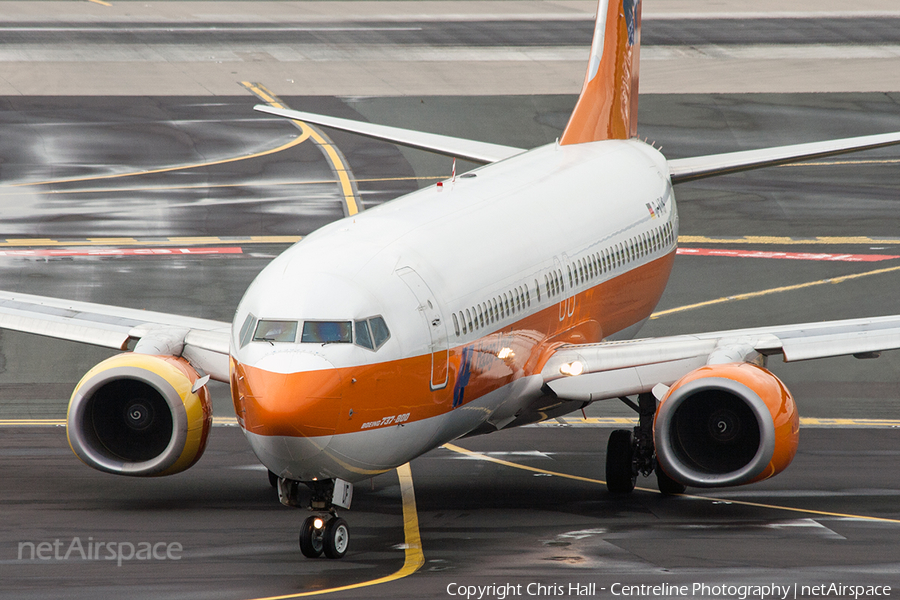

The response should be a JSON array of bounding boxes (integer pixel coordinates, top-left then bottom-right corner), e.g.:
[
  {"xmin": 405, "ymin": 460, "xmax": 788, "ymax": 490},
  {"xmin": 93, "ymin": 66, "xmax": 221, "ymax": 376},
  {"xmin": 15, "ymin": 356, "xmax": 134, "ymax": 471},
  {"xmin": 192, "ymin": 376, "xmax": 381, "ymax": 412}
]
[{"xmin": 444, "ymin": 581, "xmax": 893, "ymax": 600}]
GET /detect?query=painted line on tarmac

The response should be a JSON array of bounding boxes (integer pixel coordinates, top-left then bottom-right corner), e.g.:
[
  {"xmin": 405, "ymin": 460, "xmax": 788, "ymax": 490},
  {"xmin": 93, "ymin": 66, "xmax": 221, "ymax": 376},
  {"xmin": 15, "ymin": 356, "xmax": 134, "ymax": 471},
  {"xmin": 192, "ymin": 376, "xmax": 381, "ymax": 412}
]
[
  {"xmin": 0, "ymin": 417, "xmax": 242, "ymax": 427},
  {"xmin": 0, "ymin": 236, "xmax": 301, "ymax": 248},
  {"xmin": 12, "ymin": 132, "xmax": 312, "ymax": 188},
  {"xmin": 3, "ymin": 417, "xmax": 895, "ymax": 429},
  {"xmin": 248, "ymin": 463, "xmax": 424, "ymax": 600},
  {"xmin": 677, "ymin": 248, "xmax": 899, "ymax": 262},
  {"xmin": 679, "ymin": 235, "xmax": 900, "ymax": 246},
  {"xmin": 784, "ymin": 158, "xmax": 900, "ymax": 168},
  {"xmin": 530, "ymin": 417, "xmax": 900, "ymax": 429},
  {"xmin": 242, "ymin": 82, "xmax": 361, "ymax": 217},
  {"xmin": 0, "ymin": 175, "xmax": 442, "ymax": 197},
  {"xmin": 650, "ymin": 263, "xmax": 900, "ymax": 319},
  {"xmin": 0, "ymin": 247, "xmax": 244, "ymax": 258},
  {"xmin": 443, "ymin": 443, "xmax": 900, "ymax": 525}
]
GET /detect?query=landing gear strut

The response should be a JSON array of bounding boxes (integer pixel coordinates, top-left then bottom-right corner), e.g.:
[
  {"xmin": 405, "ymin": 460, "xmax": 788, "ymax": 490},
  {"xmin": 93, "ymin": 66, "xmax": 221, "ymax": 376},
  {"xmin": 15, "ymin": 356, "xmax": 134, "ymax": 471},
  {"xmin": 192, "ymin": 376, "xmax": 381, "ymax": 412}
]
[
  {"xmin": 277, "ymin": 476, "xmax": 354, "ymax": 559},
  {"xmin": 606, "ymin": 392, "xmax": 686, "ymax": 495}
]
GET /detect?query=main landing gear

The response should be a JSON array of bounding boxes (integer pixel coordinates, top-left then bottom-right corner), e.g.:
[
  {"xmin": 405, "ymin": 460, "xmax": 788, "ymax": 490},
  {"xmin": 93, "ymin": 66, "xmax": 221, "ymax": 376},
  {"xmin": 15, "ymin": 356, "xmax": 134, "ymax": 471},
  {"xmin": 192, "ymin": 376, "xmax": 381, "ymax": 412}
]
[
  {"xmin": 606, "ymin": 392, "xmax": 686, "ymax": 495},
  {"xmin": 275, "ymin": 476, "xmax": 354, "ymax": 559}
]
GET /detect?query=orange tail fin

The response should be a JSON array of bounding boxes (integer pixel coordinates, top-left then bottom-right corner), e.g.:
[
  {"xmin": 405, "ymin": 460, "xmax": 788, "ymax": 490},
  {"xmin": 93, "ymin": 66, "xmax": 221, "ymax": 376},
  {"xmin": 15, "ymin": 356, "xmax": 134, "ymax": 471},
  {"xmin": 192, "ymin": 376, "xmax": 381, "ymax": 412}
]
[{"xmin": 559, "ymin": 0, "xmax": 642, "ymax": 144}]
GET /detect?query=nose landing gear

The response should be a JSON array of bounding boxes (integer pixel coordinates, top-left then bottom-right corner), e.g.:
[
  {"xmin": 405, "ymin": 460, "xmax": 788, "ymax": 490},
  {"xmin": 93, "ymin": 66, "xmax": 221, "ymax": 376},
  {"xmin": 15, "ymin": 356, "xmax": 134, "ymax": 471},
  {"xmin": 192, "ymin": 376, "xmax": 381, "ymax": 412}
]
[
  {"xmin": 299, "ymin": 514, "xmax": 349, "ymax": 559},
  {"xmin": 277, "ymin": 476, "xmax": 354, "ymax": 559}
]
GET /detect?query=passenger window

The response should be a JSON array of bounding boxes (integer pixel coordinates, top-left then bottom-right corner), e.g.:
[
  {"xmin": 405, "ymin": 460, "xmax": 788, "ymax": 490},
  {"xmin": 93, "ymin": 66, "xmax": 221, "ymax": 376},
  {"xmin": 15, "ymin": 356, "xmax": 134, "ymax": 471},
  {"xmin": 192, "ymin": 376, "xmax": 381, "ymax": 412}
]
[
  {"xmin": 452, "ymin": 313, "xmax": 460, "ymax": 336},
  {"xmin": 355, "ymin": 320, "xmax": 374, "ymax": 349},
  {"xmin": 254, "ymin": 320, "xmax": 298, "ymax": 343},
  {"xmin": 466, "ymin": 308, "xmax": 473, "ymax": 332},
  {"xmin": 301, "ymin": 321, "xmax": 351, "ymax": 344},
  {"xmin": 239, "ymin": 313, "xmax": 257, "ymax": 348},
  {"xmin": 478, "ymin": 305, "xmax": 484, "ymax": 328},
  {"xmin": 460, "ymin": 311, "xmax": 467, "ymax": 334}
]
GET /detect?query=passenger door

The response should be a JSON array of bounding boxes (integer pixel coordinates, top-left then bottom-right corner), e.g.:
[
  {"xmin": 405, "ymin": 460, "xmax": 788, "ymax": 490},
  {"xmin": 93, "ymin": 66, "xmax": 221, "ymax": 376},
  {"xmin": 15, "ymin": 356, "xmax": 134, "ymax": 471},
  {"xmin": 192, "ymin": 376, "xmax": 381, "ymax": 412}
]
[{"xmin": 396, "ymin": 267, "xmax": 449, "ymax": 390}]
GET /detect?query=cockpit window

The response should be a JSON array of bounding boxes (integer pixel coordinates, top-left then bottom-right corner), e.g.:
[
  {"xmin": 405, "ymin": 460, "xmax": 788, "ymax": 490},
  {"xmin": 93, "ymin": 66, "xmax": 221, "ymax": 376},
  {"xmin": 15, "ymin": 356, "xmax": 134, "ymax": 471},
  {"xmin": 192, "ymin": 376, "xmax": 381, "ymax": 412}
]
[
  {"xmin": 369, "ymin": 316, "xmax": 390, "ymax": 348},
  {"xmin": 239, "ymin": 313, "xmax": 257, "ymax": 348},
  {"xmin": 354, "ymin": 320, "xmax": 374, "ymax": 350},
  {"xmin": 253, "ymin": 320, "xmax": 297, "ymax": 343},
  {"xmin": 351, "ymin": 316, "xmax": 391, "ymax": 351},
  {"xmin": 301, "ymin": 321, "xmax": 352, "ymax": 344}
]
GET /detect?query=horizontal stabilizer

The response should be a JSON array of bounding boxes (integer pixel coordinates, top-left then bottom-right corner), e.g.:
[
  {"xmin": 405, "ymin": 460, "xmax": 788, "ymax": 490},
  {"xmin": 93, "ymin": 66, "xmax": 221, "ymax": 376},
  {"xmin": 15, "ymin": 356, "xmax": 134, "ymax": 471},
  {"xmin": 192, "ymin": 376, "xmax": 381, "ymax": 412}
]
[
  {"xmin": 668, "ymin": 130, "xmax": 900, "ymax": 184},
  {"xmin": 254, "ymin": 105, "xmax": 525, "ymax": 164}
]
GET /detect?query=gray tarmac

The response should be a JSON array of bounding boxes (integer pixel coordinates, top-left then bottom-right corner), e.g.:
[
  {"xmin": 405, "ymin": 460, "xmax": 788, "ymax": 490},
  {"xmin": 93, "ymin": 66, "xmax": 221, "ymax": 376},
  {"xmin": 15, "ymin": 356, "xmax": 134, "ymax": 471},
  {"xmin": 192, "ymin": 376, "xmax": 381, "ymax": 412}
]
[
  {"xmin": 2, "ymin": 2, "xmax": 900, "ymax": 598},
  {"xmin": 0, "ymin": 91, "xmax": 898, "ymax": 599}
]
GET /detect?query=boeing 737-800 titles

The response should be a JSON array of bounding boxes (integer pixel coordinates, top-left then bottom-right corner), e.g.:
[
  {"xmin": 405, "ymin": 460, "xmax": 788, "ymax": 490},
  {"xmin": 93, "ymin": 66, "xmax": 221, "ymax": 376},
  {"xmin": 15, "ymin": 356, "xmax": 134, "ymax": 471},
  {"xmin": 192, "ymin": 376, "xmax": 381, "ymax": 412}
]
[{"xmin": 3, "ymin": 0, "xmax": 900, "ymax": 560}]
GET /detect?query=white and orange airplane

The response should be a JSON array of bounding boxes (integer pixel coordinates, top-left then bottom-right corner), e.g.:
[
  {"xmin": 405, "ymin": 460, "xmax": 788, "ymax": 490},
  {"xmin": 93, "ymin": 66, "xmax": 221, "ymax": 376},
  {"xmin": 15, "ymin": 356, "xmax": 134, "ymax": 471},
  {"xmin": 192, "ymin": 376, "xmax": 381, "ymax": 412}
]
[{"xmin": 4, "ymin": 0, "xmax": 900, "ymax": 560}]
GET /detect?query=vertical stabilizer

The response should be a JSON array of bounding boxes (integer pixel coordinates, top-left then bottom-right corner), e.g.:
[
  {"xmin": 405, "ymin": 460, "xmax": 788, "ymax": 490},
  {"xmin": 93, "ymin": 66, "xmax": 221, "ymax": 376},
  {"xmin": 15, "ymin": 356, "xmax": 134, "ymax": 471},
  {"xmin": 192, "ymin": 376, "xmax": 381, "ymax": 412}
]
[{"xmin": 559, "ymin": 0, "xmax": 642, "ymax": 144}]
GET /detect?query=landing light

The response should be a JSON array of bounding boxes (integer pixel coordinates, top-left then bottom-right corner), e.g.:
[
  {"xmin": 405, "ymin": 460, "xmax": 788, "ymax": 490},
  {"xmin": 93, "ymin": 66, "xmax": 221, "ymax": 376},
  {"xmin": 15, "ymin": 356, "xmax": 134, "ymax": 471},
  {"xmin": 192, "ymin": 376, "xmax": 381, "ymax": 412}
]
[
  {"xmin": 498, "ymin": 347, "xmax": 514, "ymax": 360},
  {"xmin": 313, "ymin": 518, "xmax": 325, "ymax": 530},
  {"xmin": 559, "ymin": 361, "xmax": 584, "ymax": 377}
]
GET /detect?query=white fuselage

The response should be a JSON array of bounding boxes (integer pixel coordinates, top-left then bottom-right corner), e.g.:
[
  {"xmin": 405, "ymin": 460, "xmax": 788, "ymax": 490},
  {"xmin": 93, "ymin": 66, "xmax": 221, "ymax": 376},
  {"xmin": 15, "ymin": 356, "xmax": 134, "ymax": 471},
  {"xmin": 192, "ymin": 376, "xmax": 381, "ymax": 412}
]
[{"xmin": 229, "ymin": 138, "xmax": 678, "ymax": 483}]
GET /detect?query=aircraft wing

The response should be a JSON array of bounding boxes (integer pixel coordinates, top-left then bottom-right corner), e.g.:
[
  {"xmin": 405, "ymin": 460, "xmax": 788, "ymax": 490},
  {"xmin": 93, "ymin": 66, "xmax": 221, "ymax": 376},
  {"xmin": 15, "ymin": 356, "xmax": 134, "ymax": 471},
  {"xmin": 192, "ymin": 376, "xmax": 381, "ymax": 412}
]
[
  {"xmin": 668, "ymin": 130, "xmax": 900, "ymax": 184},
  {"xmin": 0, "ymin": 290, "xmax": 231, "ymax": 382},
  {"xmin": 254, "ymin": 105, "xmax": 526, "ymax": 164},
  {"xmin": 543, "ymin": 315, "xmax": 900, "ymax": 402}
]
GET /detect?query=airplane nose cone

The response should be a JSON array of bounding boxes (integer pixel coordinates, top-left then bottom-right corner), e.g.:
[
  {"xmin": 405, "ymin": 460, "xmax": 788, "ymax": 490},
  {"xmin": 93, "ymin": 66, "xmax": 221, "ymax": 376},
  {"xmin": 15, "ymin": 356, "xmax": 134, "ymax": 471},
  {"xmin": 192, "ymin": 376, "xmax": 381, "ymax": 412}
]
[{"xmin": 232, "ymin": 352, "xmax": 343, "ymax": 438}]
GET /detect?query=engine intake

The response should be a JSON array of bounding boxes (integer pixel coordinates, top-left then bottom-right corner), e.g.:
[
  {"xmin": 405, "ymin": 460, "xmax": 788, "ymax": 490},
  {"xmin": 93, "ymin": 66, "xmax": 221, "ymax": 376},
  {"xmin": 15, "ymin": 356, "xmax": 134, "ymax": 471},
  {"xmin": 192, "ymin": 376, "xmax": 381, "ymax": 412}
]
[
  {"xmin": 654, "ymin": 362, "xmax": 799, "ymax": 488},
  {"xmin": 67, "ymin": 354, "xmax": 212, "ymax": 477}
]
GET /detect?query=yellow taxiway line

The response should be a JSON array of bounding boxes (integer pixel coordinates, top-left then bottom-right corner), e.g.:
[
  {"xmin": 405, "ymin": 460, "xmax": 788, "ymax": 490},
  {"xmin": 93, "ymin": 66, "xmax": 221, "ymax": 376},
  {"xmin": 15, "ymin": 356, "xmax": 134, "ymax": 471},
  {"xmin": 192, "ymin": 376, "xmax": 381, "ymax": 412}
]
[
  {"xmin": 2, "ymin": 417, "xmax": 896, "ymax": 428},
  {"xmin": 650, "ymin": 263, "xmax": 900, "ymax": 319},
  {"xmin": 248, "ymin": 463, "xmax": 423, "ymax": 600},
  {"xmin": 0, "ymin": 236, "xmax": 302, "ymax": 248},
  {"xmin": 13, "ymin": 133, "xmax": 311, "ymax": 189},
  {"xmin": 680, "ymin": 235, "xmax": 900, "ymax": 245},
  {"xmin": 532, "ymin": 417, "xmax": 900, "ymax": 428},
  {"xmin": 242, "ymin": 82, "xmax": 361, "ymax": 217},
  {"xmin": 442, "ymin": 443, "xmax": 900, "ymax": 525}
]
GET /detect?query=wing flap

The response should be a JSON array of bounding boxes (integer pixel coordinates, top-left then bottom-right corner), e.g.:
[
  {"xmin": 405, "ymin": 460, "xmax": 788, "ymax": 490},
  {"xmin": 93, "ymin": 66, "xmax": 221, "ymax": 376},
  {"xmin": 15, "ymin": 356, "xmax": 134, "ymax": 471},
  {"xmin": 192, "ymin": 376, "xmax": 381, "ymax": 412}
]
[
  {"xmin": 254, "ymin": 105, "xmax": 525, "ymax": 164},
  {"xmin": 668, "ymin": 130, "xmax": 900, "ymax": 184}
]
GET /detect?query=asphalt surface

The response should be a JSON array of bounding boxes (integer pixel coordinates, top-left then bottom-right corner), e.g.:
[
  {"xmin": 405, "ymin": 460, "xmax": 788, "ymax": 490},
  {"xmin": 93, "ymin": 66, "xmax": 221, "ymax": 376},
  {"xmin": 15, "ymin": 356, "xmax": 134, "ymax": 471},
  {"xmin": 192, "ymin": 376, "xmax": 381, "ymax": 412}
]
[
  {"xmin": 0, "ymin": 91, "xmax": 898, "ymax": 599},
  {"xmin": 2, "ymin": 2, "xmax": 900, "ymax": 598},
  {"xmin": 4, "ymin": 18, "xmax": 900, "ymax": 46}
]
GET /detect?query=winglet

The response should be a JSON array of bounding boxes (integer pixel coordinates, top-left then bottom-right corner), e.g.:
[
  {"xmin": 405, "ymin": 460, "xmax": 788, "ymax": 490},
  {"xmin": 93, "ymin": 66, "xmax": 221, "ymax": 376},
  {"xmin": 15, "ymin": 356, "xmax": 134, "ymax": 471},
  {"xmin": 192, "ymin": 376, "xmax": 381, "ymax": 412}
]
[{"xmin": 560, "ymin": 0, "xmax": 642, "ymax": 145}]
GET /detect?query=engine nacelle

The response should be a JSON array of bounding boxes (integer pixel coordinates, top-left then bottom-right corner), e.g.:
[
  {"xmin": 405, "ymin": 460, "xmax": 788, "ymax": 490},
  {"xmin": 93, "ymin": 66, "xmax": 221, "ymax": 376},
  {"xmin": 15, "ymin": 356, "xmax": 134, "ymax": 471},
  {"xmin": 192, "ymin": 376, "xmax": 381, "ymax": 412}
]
[
  {"xmin": 654, "ymin": 362, "xmax": 799, "ymax": 488},
  {"xmin": 67, "ymin": 354, "xmax": 212, "ymax": 477}
]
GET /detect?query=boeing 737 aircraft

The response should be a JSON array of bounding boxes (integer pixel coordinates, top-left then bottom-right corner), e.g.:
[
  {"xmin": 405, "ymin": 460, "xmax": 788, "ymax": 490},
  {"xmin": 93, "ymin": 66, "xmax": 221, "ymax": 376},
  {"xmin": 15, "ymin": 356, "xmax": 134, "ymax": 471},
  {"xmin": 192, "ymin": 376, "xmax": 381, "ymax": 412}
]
[{"xmin": 4, "ymin": 0, "xmax": 900, "ymax": 560}]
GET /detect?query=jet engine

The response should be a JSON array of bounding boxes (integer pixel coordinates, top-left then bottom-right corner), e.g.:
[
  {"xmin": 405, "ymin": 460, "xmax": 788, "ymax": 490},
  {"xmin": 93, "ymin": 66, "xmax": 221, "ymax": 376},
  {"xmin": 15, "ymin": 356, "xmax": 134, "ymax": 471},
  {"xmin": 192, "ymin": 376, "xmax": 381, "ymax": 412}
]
[
  {"xmin": 654, "ymin": 362, "xmax": 799, "ymax": 488},
  {"xmin": 67, "ymin": 353, "xmax": 212, "ymax": 477}
]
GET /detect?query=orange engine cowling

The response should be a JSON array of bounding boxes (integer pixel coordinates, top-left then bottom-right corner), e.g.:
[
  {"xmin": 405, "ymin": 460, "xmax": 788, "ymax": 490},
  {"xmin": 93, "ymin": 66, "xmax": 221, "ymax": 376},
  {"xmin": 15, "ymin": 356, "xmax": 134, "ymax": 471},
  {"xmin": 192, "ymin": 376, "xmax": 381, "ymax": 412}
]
[
  {"xmin": 654, "ymin": 362, "xmax": 799, "ymax": 488},
  {"xmin": 67, "ymin": 353, "xmax": 212, "ymax": 477}
]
